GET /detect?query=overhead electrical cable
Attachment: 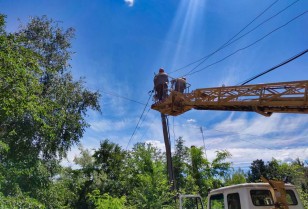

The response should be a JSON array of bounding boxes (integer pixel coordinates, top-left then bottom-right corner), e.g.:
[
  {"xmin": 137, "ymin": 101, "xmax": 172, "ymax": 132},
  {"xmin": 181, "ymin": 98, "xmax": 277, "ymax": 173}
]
[
  {"xmin": 221, "ymin": 0, "xmax": 281, "ymax": 47},
  {"xmin": 239, "ymin": 49, "xmax": 308, "ymax": 85},
  {"xmin": 183, "ymin": 0, "xmax": 300, "ymax": 76},
  {"xmin": 101, "ymin": 90, "xmax": 146, "ymax": 106},
  {"xmin": 169, "ymin": 0, "xmax": 281, "ymax": 75},
  {"xmin": 137, "ymin": 107, "xmax": 152, "ymax": 142},
  {"xmin": 126, "ymin": 91, "xmax": 153, "ymax": 150},
  {"xmin": 172, "ymin": 116, "xmax": 176, "ymax": 149},
  {"xmin": 183, "ymin": 11, "xmax": 307, "ymax": 77}
]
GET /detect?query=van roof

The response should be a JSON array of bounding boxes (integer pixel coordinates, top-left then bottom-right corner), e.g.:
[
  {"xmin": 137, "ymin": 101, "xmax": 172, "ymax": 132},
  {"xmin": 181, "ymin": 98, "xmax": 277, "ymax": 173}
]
[{"xmin": 209, "ymin": 183, "xmax": 295, "ymax": 194}]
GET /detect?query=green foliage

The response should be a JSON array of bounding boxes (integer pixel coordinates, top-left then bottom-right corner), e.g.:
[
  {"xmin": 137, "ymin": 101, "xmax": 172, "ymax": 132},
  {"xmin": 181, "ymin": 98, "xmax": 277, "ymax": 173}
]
[
  {"xmin": 2, "ymin": 14, "xmax": 101, "ymax": 161},
  {"xmin": 172, "ymin": 138, "xmax": 233, "ymax": 199},
  {"xmin": 173, "ymin": 137, "xmax": 189, "ymax": 190},
  {"xmin": 92, "ymin": 139, "xmax": 127, "ymax": 198},
  {"xmin": 173, "ymin": 137, "xmax": 200, "ymax": 196},
  {"xmin": 0, "ymin": 13, "xmax": 100, "ymax": 208},
  {"xmin": 125, "ymin": 143, "xmax": 175, "ymax": 208},
  {"xmin": 0, "ymin": 14, "xmax": 6, "ymax": 34},
  {"xmin": 74, "ymin": 145, "xmax": 95, "ymax": 169},
  {"xmin": 88, "ymin": 190, "xmax": 126, "ymax": 209},
  {"xmin": 247, "ymin": 158, "xmax": 305, "ymax": 184},
  {"xmin": 16, "ymin": 15, "xmax": 75, "ymax": 73},
  {"xmin": 225, "ymin": 168, "xmax": 247, "ymax": 186},
  {"xmin": 93, "ymin": 140, "xmax": 126, "ymax": 180},
  {"xmin": 298, "ymin": 189, "xmax": 308, "ymax": 208},
  {"xmin": 247, "ymin": 159, "xmax": 267, "ymax": 182},
  {"xmin": 72, "ymin": 145, "xmax": 108, "ymax": 209},
  {"xmin": 0, "ymin": 193, "xmax": 45, "ymax": 209}
]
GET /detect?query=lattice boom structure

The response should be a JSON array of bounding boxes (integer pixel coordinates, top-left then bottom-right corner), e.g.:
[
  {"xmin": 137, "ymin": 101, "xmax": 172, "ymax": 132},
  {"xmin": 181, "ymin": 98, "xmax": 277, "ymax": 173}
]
[{"xmin": 151, "ymin": 80, "xmax": 308, "ymax": 116}]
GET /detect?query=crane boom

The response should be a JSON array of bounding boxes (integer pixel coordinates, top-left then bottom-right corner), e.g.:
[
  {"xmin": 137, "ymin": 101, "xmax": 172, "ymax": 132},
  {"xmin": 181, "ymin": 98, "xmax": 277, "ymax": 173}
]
[
  {"xmin": 152, "ymin": 80, "xmax": 308, "ymax": 116},
  {"xmin": 153, "ymin": 79, "xmax": 308, "ymax": 193}
]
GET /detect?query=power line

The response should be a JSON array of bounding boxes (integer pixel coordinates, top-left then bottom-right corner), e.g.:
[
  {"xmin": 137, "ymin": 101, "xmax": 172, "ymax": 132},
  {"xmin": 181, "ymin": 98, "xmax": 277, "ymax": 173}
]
[
  {"xmin": 172, "ymin": 116, "xmax": 176, "ymax": 149},
  {"xmin": 183, "ymin": 0, "xmax": 300, "ymax": 77},
  {"xmin": 126, "ymin": 91, "xmax": 153, "ymax": 150},
  {"xmin": 184, "ymin": 11, "xmax": 307, "ymax": 77},
  {"xmin": 221, "ymin": 0, "xmax": 281, "ymax": 47},
  {"xmin": 101, "ymin": 90, "xmax": 146, "ymax": 106},
  {"xmin": 239, "ymin": 49, "xmax": 308, "ymax": 85},
  {"xmin": 169, "ymin": 0, "xmax": 281, "ymax": 75},
  {"xmin": 136, "ymin": 107, "xmax": 152, "ymax": 142}
]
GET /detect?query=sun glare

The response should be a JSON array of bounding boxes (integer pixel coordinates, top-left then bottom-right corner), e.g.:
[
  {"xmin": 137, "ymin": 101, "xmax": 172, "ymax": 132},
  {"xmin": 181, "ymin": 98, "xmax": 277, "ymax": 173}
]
[{"xmin": 159, "ymin": 0, "xmax": 208, "ymax": 71}]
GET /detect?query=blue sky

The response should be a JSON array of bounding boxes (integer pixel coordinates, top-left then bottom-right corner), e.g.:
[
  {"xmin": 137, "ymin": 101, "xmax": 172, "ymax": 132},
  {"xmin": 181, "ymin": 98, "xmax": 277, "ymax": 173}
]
[{"xmin": 1, "ymin": 0, "xmax": 308, "ymax": 169}]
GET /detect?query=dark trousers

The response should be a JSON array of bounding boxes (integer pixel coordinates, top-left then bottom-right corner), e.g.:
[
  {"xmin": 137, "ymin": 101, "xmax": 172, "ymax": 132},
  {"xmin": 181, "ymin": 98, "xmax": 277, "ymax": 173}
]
[{"xmin": 155, "ymin": 84, "xmax": 168, "ymax": 101}]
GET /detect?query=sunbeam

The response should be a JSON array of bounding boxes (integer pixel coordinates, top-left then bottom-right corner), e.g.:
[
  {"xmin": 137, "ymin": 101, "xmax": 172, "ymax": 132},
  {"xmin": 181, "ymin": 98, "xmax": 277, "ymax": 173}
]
[{"xmin": 159, "ymin": 0, "xmax": 208, "ymax": 73}]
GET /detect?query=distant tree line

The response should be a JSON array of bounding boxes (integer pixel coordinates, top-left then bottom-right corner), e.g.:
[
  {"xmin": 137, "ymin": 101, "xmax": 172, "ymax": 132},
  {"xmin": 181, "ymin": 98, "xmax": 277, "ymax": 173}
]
[{"xmin": 0, "ymin": 14, "xmax": 307, "ymax": 208}]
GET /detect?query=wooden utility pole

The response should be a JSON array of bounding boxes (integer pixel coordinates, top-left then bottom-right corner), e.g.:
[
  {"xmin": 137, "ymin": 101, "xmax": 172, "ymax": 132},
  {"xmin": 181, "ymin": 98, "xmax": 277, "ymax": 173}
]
[{"xmin": 161, "ymin": 113, "xmax": 176, "ymax": 191}]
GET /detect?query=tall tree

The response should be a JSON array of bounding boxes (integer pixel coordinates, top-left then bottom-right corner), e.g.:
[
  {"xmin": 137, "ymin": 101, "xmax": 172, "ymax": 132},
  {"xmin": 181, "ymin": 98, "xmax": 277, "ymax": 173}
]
[
  {"xmin": 225, "ymin": 168, "xmax": 247, "ymax": 186},
  {"xmin": 173, "ymin": 137, "xmax": 189, "ymax": 191},
  {"xmin": 247, "ymin": 159, "xmax": 267, "ymax": 182},
  {"xmin": 125, "ymin": 143, "xmax": 174, "ymax": 208},
  {"xmin": 12, "ymin": 15, "xmax": 101, "ymax": 160},
  {"xmin": 0, "ymin": 14, "xmax": 100, "ymax": 206},
  {"xmin": 188, "ymin": 146, "xmax": 232, "ymax": 197},
  {"xmin": 93, "ymin": 140, "xmax": 126, "ymax": 196}
]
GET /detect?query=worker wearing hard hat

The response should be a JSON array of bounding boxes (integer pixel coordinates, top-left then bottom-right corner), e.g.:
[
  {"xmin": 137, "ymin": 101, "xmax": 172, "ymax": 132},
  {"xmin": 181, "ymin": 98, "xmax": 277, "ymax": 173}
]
[
  {"xmin": 154, "ymin": 68, "xmax": 169, "ymax": 101},
  {"xmin": 172, "ymin": 77, "xmax": 186, "ymax": 93}
]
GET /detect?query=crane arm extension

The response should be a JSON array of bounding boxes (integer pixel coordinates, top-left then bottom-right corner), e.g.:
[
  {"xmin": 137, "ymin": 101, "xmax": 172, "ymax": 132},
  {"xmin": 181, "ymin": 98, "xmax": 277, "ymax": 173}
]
[{"xmin": 151, "ymin": 80, "xmax": 308, "ymax": 116}]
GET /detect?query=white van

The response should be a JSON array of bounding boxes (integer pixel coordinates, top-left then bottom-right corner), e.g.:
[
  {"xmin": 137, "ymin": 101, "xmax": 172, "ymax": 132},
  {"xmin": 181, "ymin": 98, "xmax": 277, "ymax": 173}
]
[{"xmin": 207, "ymin": 183, "xmax": 304, "ymax": 209}]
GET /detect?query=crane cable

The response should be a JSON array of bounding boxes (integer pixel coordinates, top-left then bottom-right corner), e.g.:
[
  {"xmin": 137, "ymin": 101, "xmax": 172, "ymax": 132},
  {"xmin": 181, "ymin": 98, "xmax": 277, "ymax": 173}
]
[
  {"xmin": 239, "ymin": 49, "xmax": 308, "ymax": 85},
  {"xmin": 169, "ymin": 0, "xmax": 282, "ymax": 75}
]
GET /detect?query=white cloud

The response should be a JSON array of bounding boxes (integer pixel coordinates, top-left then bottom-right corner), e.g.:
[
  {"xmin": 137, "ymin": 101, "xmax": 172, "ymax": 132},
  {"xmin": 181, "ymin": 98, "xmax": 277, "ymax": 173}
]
[
  {"xmin": 214, "ymin": 113, "xmax": 308, "ymax": 136},
  {"xmin": 124, "ymin": 0, "xmax": 134, "ymax": 7},
  {"xmin": 61, "ymin": 146, "xmax": 80, "ymax": 168},
  {"xmin": 225, "ymin": 147, "xmax": 308, "ymax": 168},
  {"xmin": 187, "ymin": 118, "xmax": 196, "ymax": 123}
]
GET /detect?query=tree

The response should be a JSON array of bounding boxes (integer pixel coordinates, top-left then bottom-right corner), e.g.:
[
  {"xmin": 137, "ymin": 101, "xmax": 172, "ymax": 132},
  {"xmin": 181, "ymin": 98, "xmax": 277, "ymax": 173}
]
[
  {"xmin": 211, "ymin": 150, "xmax": 232, "ymax": 180},
  {"xmin": 125, "ymin": 143, "xmax": 175, "ymax": 208},
  {"xmin": 247, "ymin": 159, "xmax": 267, "ymax": 182},
  {"xmin": 0, "ymin": 14, "xmax": 100, "ymax": 207},
  {"xmin": 69, "ymin": 146, "xmax": 104, "ymax": 209},
  {"xmin": 225, "ymin": 168, "xmax": 247, "ymax": 186},
  {"xmin": 88, "ymin": 190, "xmax": 127, "ymax": 209},
  {"xmin": 189, "ymin": 146, "xmax": 210, "ymax": 196},
  {"xmin": 0, "ymin": 193, "xmax": 45, "ymax": 209},
  {"xmin": 173, "ymin": 137, "xmax": 189, "ymax": 191},
  {"xmin": 93, "ymin": 140, "xmax": 127, "ymax": 196},
  {"xmin": 12, "ymin": 15, "xmax": 101, "ymax": 160}
]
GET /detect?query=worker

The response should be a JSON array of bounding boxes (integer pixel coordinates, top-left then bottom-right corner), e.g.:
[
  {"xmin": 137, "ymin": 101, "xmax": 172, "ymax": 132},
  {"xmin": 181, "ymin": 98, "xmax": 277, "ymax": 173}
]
[
  {"xmin": 172, "ymin": 77, "xmax": 186, "ymax": 93},
  {"xmin": 154, "ymin": 68, "xmax": 169, "ymax": 101}
]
